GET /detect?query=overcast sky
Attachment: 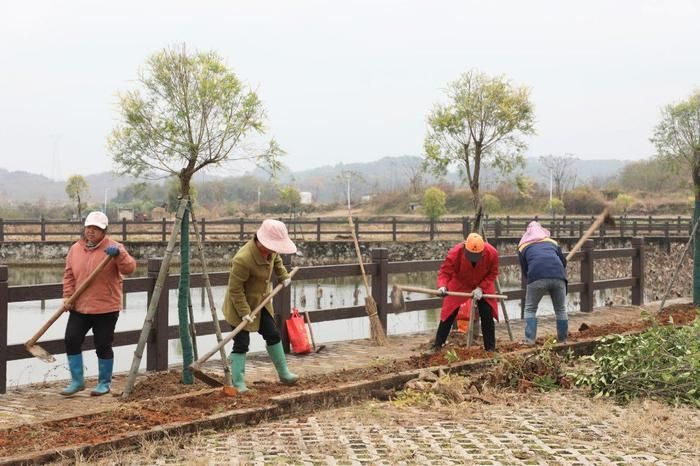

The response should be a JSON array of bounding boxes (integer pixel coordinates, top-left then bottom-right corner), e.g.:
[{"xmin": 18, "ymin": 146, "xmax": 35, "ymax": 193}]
[{"xmin": 1, "ymin": 0, "xmax": 698, "ymax": 181}]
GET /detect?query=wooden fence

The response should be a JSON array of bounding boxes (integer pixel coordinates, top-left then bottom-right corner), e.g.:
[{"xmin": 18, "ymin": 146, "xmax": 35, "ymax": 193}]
[
  {"xmin": 0, "ymin": 238, "xmax": 646, "ymax": 394},
  {"xmin": 0, "ymin": 215, "xmax": 692, "ymax": 243}
]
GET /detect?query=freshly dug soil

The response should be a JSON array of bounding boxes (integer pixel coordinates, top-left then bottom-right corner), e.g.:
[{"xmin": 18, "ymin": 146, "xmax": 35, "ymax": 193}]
[{"xmin": 0, "ymin": 304, "xmax": 696, "ymax": 458}]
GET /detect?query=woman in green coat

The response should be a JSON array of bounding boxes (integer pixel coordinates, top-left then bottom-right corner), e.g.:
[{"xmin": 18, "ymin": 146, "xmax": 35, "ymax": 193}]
[{"xmin": 222, "ymin": 219, "xmax": 298, "ymax": 392}]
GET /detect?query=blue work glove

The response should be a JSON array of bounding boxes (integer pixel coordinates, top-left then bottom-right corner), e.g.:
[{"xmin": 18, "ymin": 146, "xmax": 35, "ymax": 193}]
[
  {"xmin": 437, "ymin": 286, "xmax": 448, "ymax": 297},
  {"xmin": 105, "ymin": 245, "xmax": 120, "ymax": 257}
]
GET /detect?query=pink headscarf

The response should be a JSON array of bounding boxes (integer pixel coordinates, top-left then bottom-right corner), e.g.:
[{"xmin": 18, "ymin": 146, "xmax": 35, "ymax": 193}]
[{"xmin": 518, "ymin": 221, "xmax": 550, "ymax": 247}]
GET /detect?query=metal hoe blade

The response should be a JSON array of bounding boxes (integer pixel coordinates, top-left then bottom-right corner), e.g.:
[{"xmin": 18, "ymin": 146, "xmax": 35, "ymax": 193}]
[
  {"xmin": 190, "ymin": 363, "xmax": 224, "ymax": 387},
  {"xmin": 25, "ymin": 343, "xmax": 55, "ymax": 363}
]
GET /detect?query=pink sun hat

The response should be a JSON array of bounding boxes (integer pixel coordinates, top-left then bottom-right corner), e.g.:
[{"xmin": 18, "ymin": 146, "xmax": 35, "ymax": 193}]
[{"xmin": 257, "ymin": 219, "xmax": 297, "ymax": 254}]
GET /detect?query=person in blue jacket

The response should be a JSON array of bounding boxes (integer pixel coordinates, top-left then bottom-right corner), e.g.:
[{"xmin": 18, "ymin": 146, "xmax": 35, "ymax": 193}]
[{"xmin": 518, "ymin": 221, "xmax": 568, "ymax": 344}]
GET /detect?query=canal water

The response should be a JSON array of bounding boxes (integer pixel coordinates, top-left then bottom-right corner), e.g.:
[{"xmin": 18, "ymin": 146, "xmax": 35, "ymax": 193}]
[{"xmin": 6, "ymin": 265, "xmax": 577, "ymax": 388}]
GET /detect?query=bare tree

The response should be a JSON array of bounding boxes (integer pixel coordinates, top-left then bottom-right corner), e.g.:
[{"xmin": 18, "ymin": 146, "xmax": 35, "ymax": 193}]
[
  {"xmin": 539, "ymin": 153, "xmax": 577, "ymax": 199},
  {"xmin": 404, "ymin": 159, "xmax": 424, "ymax": 194}
]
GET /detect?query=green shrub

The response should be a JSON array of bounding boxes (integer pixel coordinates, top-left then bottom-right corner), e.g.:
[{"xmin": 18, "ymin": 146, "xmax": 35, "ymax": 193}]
[
  {"xmin": 614, "ymin": 193, "xmax": 635, "ymax": 214},
  {"xmin": 548, "ymin": 198, "xmax": 565, "ymax": 214},
  {"xmin": 575, "ymin": 312, "xmax": 700, "ymax": 406},
  {"xmin": 481, "ymin": 193, "xmax": 502, "ymax": 213},
  {"xmin": 423, "ymin": 187, "xmax": 447, "ymax": 220}
]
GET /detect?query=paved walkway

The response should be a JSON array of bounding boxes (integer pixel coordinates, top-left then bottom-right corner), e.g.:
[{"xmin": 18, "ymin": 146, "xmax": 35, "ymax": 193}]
[
  {"xmin": 128, "ymin": 392, "xmax": 698, "ymax": 466},
  {"xmin": 1, "ymin": 300, "xmax": 682, "ymax": 431}
]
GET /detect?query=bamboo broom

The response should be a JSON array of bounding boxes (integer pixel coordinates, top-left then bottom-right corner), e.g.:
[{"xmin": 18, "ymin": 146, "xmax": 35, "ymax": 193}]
[{"xmin": 349, "ymin": 215, "xmax": 389, "ymax": 346}]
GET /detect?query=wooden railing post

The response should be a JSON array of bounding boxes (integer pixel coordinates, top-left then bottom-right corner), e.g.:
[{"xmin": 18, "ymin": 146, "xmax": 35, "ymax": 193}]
[
  {"xmin": 664, "ymin": 222, "xmax": 670, "ymax": 253},
  {"xmin": 355, "ymin": 217, "xmax": 360, "ymax": 240},
  {"xmin": 561, "ymin": 215, "xmax": 567, "ymax": 236},
  {"xmin": 580, "ymin": 239, "xmax": 595, "ymax": 312},
  {"xmin": 371, "ymin": 248, "xmax": 389, "ymax": 334},
  {"xmin": 121, "ymin": 218, "xmax": 127, "ymax": 241},
  {"xmin": 239, "ymin": 217, "xmax": 245, "ymax": 240},
  {"xmin": 429, "ymin": 218, "xmax": 435, "ymax": 241},
  {"xmin": 275, "ymin": 254, "xmax": 293, "ymax": 353},
  {"xmin": 619, "ymin": 217, "xmax": 625, "ymax": 237},
  {"xmin": 316, "ymin": 217, "xmax": 321, "ymax": 241},
  {"xmin": 631, "ymin": 237, "xmax": 645, "ymax": 306},
  {"xmin": 200, "ymin": 217, "xmax": 206, "ymax": 243},
  {"xmin": 161, "ymin": 218, "xmax": 167, "ymax": 242},
  {"xmin": 520, "ymin": 265, "xmax": 527, "ymax": 319},
  {"xmin": 0, "ymin": 265, "xmax": 7, "ymax": 394},
  {"xmin": 146, "ymin": 258, "xmax": 169, "ymax": 371},
  {"xmin": 392, "ymin": 217, "xmax": 397, "ymax": 241},
  {"xmin": 40, "ymin": 216, "xmax": 46, "ymax": 242},
  {"xmin": 462, "ymin": 217, "xmax": 469, "ymax": 238},
  {"xmin": 0, "ymin": 218, "xmax": 4, "ymax": 242}
]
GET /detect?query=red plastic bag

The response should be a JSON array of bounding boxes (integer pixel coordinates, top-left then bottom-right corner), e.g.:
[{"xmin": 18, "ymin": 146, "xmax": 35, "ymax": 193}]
[
  {"xmin": 286, "ymin": 307, "xmax": 312, "ymax": 354},
  {"xmin": 457, "ymin": 298, "xmax": 473, "ymax": 320}
]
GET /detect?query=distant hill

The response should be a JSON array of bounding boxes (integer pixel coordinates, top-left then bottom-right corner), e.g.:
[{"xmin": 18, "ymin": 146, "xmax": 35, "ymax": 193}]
[
  {"xmin": 0, "ymin": 169, "xmax": 137, "ymax": 204},
  {"xmin": 0, "ymin": 156, "xmax": 630, "ymax": 204}
]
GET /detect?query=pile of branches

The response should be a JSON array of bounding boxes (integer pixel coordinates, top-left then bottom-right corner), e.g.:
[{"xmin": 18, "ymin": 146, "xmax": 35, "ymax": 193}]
[
  {"xmin": 481, "ymin": 340, "xmax": 573, "ymax": 392},
  {"xmin": 576, "ymin": 311, "xmax": 700, "ymax": 406}
]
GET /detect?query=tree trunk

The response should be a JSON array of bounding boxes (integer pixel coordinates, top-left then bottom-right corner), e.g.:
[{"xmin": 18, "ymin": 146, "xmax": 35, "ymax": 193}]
[
  {"xmin": 178, "ymin": 201, "xmax": 194, "ymax": 384},
  {"xmin": 470, "ymin": 145, "xmax": 482, "ymax": 210},
  {"xmin": 122, "ymin": 200, "xmax": 187, "ymax": 398},
  {"xmin": 694, "ymin": 162, "xmax": 700, "ymax": 305}
]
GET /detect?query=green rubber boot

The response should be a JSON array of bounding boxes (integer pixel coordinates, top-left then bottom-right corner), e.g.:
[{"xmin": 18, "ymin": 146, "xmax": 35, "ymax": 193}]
[
  {"xmin": 229, "ymin": 353, "xmax": 248, "ymax": 393},
  {"xmin": 266, "ymin": 342, "xmax": 298, "ymax": 385}
]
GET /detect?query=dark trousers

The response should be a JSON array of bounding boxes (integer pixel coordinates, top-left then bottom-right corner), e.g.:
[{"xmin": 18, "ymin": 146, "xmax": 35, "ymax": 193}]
[
  {"xmin": 434, "ymin": 300, "xmax": 496, "ymax": 351},
  {"xmin": 64, "ymin": 310, "xmax": 119, "ymax": 359},
  {"xmin": 232, "ymin": 311, "xmax": 281, "ymax": 353}
]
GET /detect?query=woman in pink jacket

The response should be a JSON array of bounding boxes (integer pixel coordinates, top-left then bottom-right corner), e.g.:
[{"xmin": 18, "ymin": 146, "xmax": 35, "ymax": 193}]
[
  {"xmin": 433, "ymin": 233, "xmax": 499, "ymax": 352},
  {"xmin": 61, "ymin": 211, "xmax": 136, "ymax": 396}
]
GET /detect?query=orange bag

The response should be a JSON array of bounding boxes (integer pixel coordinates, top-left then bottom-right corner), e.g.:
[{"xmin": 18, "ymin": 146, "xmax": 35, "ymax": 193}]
[
  {"xmin": 286, "ymin": 307, "xmax": 312, "ymax": 354},
  {"xmin": 457, "ymin": 298, "xmax": 473, "ymax": 320},
  {"xmin": 456, "ymin": 299, "xmax": 472, "ymax": 333}
]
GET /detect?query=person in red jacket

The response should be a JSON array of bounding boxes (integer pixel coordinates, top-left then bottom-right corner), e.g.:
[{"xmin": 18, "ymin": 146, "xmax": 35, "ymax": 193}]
[
  {"xmin": 61, "ymin": 211, "xmax": 136, "ymax": 396},
  {"xmin": 432, "ymin": 233, "xmax": 499, "ymax": 352}
]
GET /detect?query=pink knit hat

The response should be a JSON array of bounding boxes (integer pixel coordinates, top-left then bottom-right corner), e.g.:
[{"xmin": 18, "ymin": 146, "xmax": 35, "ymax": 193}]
[{"xmin": 257, "ymin": 219, "xmax": 297, "ymax": 254}]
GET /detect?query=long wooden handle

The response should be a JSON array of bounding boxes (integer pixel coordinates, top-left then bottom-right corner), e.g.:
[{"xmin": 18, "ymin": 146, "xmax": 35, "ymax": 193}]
[
  {"xmin": 193, "ymin": 267, "xmax": 300, "ymax": 367},
  {"xmin": 26, "ymin": 254, "xmax": 114, "ymax": 346},
  {"xmin": 396, "ymin": 284, "xmax": 507, "ymax": 300},
  {"xmin": 348, "ymin": 216, "xmax": 371, "ymax": 294},
  {"xmin": 566, "ymin": 206, "xmax": 610, "ymax": 261},
  {"xmin": 303, "ymin": 311, "xmax": 317, "ymax": 350}
]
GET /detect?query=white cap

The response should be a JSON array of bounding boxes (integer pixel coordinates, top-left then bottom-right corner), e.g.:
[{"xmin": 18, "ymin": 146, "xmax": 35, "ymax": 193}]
[{"xmin": 84, "ymin": 211, "xmax": 108, "ymax": 230}]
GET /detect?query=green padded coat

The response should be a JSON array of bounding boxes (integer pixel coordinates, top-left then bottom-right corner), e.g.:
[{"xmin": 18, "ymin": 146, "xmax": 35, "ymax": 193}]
[{"xmin": 222, "ymin": 239, "xmax": 291, "ymax": 332}]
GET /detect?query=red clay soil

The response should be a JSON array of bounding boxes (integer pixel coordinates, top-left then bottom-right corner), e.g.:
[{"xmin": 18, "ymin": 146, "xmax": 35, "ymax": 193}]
[{"xmin": 0, "ymin": 304, "xmax": 696, "ymax": 458}]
